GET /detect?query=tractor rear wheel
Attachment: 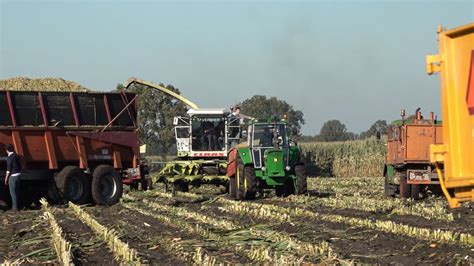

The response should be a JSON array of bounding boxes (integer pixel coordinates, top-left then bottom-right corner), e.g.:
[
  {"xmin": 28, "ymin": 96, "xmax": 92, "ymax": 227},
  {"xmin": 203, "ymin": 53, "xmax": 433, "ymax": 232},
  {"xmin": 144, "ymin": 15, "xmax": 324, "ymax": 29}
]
[
  {"xmin": 295, "ymin": 165, "xmax": 307, "ymax": 195},
  {"xmin": 55, "ymin": 166, "xmax": 91, "ymax": 205},
  {"xmin": 229, "ymin": 176, "xmax": 237, "ymax": 199},
  {"xmin": 92, "ymin": 165, "xmax": 123, "ymax": 206},
  {"xmin": 239, "ymin": 166, "xmax": 256, "ymax": 200},
  {"xmin": 399, "ymin": 174, "xmax": 410, "ymax": 199},
  {"xmin": 384, "ymin": 172, "xmax": 396, "ymax": 197}
]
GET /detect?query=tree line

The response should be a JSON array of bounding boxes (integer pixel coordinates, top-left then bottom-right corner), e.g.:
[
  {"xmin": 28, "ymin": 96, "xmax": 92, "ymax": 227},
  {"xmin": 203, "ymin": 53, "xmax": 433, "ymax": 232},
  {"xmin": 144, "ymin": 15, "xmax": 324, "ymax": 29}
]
[{"xmin": 118, "ymin": 82, "xmax": 387, "ymax": 155}]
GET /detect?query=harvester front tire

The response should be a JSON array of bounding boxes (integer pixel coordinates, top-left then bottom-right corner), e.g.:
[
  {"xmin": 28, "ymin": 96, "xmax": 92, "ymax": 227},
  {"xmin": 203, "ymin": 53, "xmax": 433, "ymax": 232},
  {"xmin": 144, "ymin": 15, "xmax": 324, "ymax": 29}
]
[
  {"xmin": 55, "ymin": 166, "xmax": 91, "ymax": 205},
  {"xmin": 173, "ymin": 181, "xmax": 189, "ymax": 193},
  {"xmin": 295, "ymin": 165, "xmax": 307, "ymax": 195},
  {"xmin": 399, "ymin": 174, "xmax": 410, "ymax": 199},
  {"xmin": 229, "ymin": 177, "xmax": 237, "ymax": 199},
  {"xmin": 92, "ymin": 165, "xmax": 123, "ymax": 205}
]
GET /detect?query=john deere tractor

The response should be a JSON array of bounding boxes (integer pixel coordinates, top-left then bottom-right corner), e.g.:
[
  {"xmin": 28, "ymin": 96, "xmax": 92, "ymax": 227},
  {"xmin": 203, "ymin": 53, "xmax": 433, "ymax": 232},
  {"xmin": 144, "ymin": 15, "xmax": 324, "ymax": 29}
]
[{"xmin": 227, "ymin": 118, "xmax": 307, "ymax": 199}]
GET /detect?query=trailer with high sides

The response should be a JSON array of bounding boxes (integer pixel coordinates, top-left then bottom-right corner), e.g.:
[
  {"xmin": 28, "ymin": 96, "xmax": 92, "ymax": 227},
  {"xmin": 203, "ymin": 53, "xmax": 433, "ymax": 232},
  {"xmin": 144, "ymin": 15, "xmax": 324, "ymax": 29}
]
[{"xmin": 0, "ymin": 89, "xmax": 144, "ymax": 208}]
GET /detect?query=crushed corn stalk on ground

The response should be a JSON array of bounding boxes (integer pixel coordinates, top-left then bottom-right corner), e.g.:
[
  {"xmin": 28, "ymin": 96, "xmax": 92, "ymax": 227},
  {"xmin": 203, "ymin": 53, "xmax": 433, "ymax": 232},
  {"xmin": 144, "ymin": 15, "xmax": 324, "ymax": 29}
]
[{"xmin": 0, "ymin": 176, "xmax": 472, "ymax": 264}]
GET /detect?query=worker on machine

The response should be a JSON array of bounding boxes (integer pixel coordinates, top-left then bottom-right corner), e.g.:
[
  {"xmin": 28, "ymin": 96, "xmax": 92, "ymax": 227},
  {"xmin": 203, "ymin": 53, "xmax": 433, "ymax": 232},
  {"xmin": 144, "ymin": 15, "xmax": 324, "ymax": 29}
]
[{"xmin": 4, "ymin": 144, "xmax": 21, "ymax": 211}]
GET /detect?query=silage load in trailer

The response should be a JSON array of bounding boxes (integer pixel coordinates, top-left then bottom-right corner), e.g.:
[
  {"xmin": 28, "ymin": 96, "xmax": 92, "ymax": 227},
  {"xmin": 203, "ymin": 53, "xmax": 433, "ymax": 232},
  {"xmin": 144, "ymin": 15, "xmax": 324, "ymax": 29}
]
[{"xmin": 0, "ymin": 77, "xmax": 91, "ymax": 92}]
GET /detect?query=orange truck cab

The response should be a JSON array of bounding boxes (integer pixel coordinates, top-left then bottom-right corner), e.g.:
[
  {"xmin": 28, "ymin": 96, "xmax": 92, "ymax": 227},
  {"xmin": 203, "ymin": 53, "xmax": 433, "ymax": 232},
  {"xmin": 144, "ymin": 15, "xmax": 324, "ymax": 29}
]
[{"xmin": 384, "ymin": 110, "xmax": 442, "ymax": 199}]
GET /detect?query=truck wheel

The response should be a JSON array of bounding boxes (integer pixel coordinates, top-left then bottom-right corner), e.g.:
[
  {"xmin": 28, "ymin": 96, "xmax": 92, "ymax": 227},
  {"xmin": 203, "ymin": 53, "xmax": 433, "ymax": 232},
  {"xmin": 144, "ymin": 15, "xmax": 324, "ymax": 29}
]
[
  {"xmin": 399, "ymin": 174, "xmax": 410, "ymax": 199},
  {"xmin": 229, "ymin": 176, "xmax": 237, "ymax": 199},
  {"xmin": 55, "ymin": 166, "xmax": 91, "ymax": 205},
  {"xmin": 384, "ymin": 173, "xmax": 396, "ymax": 197},
  {"xmin": 295, "ymin": 165, "xmax": 307, "ymax": 195},
  {"xmin": 92, "ymin": 165, "xmax": 123, "ymax": 205},
  {"xmin": 411, "ymin": 184, "xmax": 420, "ymax": 200},
  {"xmin": 240, "ymin": 166, "xmax": 256, "ymax": 200}
]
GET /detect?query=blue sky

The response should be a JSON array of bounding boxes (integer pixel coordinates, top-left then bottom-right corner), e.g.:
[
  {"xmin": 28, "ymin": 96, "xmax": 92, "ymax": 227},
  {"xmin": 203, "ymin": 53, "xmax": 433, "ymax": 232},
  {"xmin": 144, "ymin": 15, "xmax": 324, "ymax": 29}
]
[{"xmin": 1, "ymin": 0, "xmax": 473, "ymax": 134}]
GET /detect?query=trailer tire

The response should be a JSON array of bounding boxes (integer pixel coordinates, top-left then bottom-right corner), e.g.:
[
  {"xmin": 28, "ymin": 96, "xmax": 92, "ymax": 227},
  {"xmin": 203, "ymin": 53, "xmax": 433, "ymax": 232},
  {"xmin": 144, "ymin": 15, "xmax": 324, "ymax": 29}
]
[
  {"xmin": 92, "ymin": 165, "xmax": 123, "ymax": 205},
  {"xmin": 229, "ymin": 176, "xmax": 237, "ymax": 199},
  {"xmin": 295, "ymin": 165, "xmax": 307, "ymax": 195},
  {"xmin": 240, "ymin": 166, "xmax": 256, "ymax": 200},
  {"xmin": 411, "ymin": 184, "xmax": 420, "ymax": 200},
  {"xmin": 55, "ymin": 166, "xmax": 91, "ymax": 205},
  {"xmin": 399, "ymin": 174, "xmax": 410, "ymax": 199}
]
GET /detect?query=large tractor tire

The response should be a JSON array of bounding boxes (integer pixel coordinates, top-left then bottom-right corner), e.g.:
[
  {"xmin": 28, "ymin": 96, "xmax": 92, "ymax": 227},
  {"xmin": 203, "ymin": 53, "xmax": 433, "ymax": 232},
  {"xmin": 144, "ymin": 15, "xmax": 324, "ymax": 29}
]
[
  {"xmin": 411, "ymin": 184, "xmax": 420, "ymax": 200},
  {"xmin": 294, "ymin": 165, "xmax": 307, "ymax": 195},
  {"xmin": 55, "ymin": 166, "xmax": 91, "ymax": 205},
  {"xmin": 239, "ymin": 165, "xmax": 256, "ymax": 200},
  {"xmin": 92, "ymin": 165, "xmax": 123, "ymax": 205},
  {"xmin": 384, "ymin": 172, "xmax": 396, "ymax": 197},
  {"xmin": 229, "ymin": 176, "xmax": 237, "ymax": 199},
  {"xmin": 399, "ymin": 174, "xmax": 410, "ymax": 199}
]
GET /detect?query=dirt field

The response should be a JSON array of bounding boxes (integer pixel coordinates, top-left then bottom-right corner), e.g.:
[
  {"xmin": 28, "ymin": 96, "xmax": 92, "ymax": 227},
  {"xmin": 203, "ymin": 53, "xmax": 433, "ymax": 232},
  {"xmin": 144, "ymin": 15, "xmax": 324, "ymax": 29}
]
[{"xmin": 1, "ymin": 176, "xmax": 473, "ymax": 264}]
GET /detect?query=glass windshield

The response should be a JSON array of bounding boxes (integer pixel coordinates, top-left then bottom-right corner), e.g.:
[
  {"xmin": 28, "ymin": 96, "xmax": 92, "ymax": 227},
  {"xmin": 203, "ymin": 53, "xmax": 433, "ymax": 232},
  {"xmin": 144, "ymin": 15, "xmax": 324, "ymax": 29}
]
[
  {"xmin": 191, "ymin": 116, "xmax": 226, "ymax": 151},
  {"xmin": 252, "ymin": 123, "xmax": 288, "ymax": 148}
]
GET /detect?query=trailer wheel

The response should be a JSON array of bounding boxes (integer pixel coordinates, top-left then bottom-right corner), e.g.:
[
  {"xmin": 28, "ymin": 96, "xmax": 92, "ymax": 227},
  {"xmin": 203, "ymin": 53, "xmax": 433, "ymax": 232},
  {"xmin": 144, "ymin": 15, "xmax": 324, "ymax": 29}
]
[
  {"xmin": 411, "ymin": 184, "xmax": 420, "ymax": 200},
  {"xmin": 399, "ymin": 174, "xmax": 410, "ymax": 199},
  {"xmin": 92, "ymin": 165, "xmax": 123, "ymax": 205},
  {"xmin": 295, "ymin": 165, "xmax": 307, "ymax": 195},
  {"xmin": 55, "ymin": 166, "xmax": 91, "ymax": 205},
  {"xmin": 239, "ymin": 166, "xmax": 256, "ymax": 200},
  {"xmin": 229, "ymin": 176, "xmax": 237, "ymax": 199},
  {"xmin": 384, "ymin": 173, "xmax": 396, "ymax": 197}
]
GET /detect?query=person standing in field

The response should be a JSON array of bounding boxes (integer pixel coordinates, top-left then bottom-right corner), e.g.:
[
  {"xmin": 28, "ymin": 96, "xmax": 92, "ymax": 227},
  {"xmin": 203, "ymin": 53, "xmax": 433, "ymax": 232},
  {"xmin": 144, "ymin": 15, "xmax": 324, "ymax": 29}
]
[{"xmin": 4, "ymin": 144, "xmax": 21, "ymax": 211}]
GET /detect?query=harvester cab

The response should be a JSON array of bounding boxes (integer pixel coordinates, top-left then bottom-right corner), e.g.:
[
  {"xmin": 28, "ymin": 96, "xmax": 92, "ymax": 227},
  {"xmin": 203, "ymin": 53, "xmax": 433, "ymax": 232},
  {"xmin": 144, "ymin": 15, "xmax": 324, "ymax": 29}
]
[
  {"xmin": 227, "ymin": 118, "xmax": 307, "ymax": 200},
  {"xmin": 158, "ymin": 108, "xmax": 244, "ymax": 192},
  {"xmin": 173, "ymin": 108, "xmax": 240, "ymax": 158}
]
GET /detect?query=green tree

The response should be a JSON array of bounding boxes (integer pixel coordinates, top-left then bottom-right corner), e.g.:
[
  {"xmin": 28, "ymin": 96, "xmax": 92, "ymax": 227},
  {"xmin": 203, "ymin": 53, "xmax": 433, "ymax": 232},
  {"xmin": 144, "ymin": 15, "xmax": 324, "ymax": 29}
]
[
  {"xmin": 117, "ymin": 83, "xmax": 187, "ymax": 156},
  {"xmin": 238, "ymin": 95, "xmax": 305, "ymax": 137},
  {"xmin": 360, "ymin": 120, "xmax": 387, "ymax": 139},
  {"xmin": 318, "ymin": 120, "xmax": 352, "ymax": 142}
]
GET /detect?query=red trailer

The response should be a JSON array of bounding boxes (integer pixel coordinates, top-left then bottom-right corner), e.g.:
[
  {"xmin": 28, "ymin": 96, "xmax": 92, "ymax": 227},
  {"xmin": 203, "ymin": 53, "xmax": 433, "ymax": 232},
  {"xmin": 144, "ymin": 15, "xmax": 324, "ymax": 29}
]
[{"xmin": 0, "ymin": 90, "xmax": 144, "ymax": 208}]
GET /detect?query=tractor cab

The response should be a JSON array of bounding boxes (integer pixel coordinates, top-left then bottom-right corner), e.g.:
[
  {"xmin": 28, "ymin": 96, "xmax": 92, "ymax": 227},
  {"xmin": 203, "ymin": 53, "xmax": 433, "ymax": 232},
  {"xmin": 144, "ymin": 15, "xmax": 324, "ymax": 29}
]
[
  {"xmin": 173, "ymin": 108, "xmax": 241, "ymax": 159},
  {"xmin": 246, "ymin": 120, "xmax": 290, "ymax": 171}
]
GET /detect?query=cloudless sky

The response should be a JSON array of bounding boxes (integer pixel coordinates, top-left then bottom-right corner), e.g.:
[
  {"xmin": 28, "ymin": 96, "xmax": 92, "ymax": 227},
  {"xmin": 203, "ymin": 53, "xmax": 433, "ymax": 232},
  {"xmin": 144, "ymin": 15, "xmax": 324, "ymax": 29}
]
[{"xmin": 1, "ymin": 0, "xmax": 473, "ymax": 134}]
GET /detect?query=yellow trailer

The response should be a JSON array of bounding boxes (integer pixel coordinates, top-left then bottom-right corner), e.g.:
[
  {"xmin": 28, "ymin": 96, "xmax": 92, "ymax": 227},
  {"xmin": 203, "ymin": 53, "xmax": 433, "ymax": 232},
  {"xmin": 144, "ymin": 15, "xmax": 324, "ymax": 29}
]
[{"xmin": 427, "ymin": 23, "xmax": 474, "ymax": 208}]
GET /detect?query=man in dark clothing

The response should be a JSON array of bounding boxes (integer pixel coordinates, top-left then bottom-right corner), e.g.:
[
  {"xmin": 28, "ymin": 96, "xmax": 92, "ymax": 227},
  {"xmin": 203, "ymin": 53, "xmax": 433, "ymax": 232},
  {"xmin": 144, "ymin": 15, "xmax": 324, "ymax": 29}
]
[{"xmin": 5, "ymin": 144, "xmax": 21, "ymax": 211}]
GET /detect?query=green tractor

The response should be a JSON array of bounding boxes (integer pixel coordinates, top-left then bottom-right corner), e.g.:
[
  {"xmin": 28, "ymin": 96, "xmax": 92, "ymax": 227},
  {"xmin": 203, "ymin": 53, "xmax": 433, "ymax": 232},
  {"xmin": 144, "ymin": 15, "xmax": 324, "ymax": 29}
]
[{"xmin": 227, "ymin": 118, "xmax": 307, "ymax": 199}]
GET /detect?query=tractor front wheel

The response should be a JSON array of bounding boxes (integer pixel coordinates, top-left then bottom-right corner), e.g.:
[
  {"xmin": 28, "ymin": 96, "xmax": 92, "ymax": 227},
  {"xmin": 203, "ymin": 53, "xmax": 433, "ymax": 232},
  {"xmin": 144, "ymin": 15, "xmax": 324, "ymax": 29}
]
[
  {"xmin": 229, "ymin": 176, "xmax": 237, "ymax": 199},
  {"xmin": 295, "ymin": 165, "xmax": 307, "ymax": 195},
  {"xmin": 239, "ymin": 166, "xmax": 256, "ymax": 200}
]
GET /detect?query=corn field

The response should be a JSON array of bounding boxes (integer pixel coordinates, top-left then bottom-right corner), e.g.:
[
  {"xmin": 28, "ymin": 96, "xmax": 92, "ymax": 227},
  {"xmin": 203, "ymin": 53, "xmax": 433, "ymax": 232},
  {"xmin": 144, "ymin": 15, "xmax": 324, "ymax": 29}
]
[
  {"xmin": 1, "ymin": 176, "xmax": 472, "ymax": 265},
  {"xmin": 300, "ymin": 138, "xmax": 386, "ymax": 177}
]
